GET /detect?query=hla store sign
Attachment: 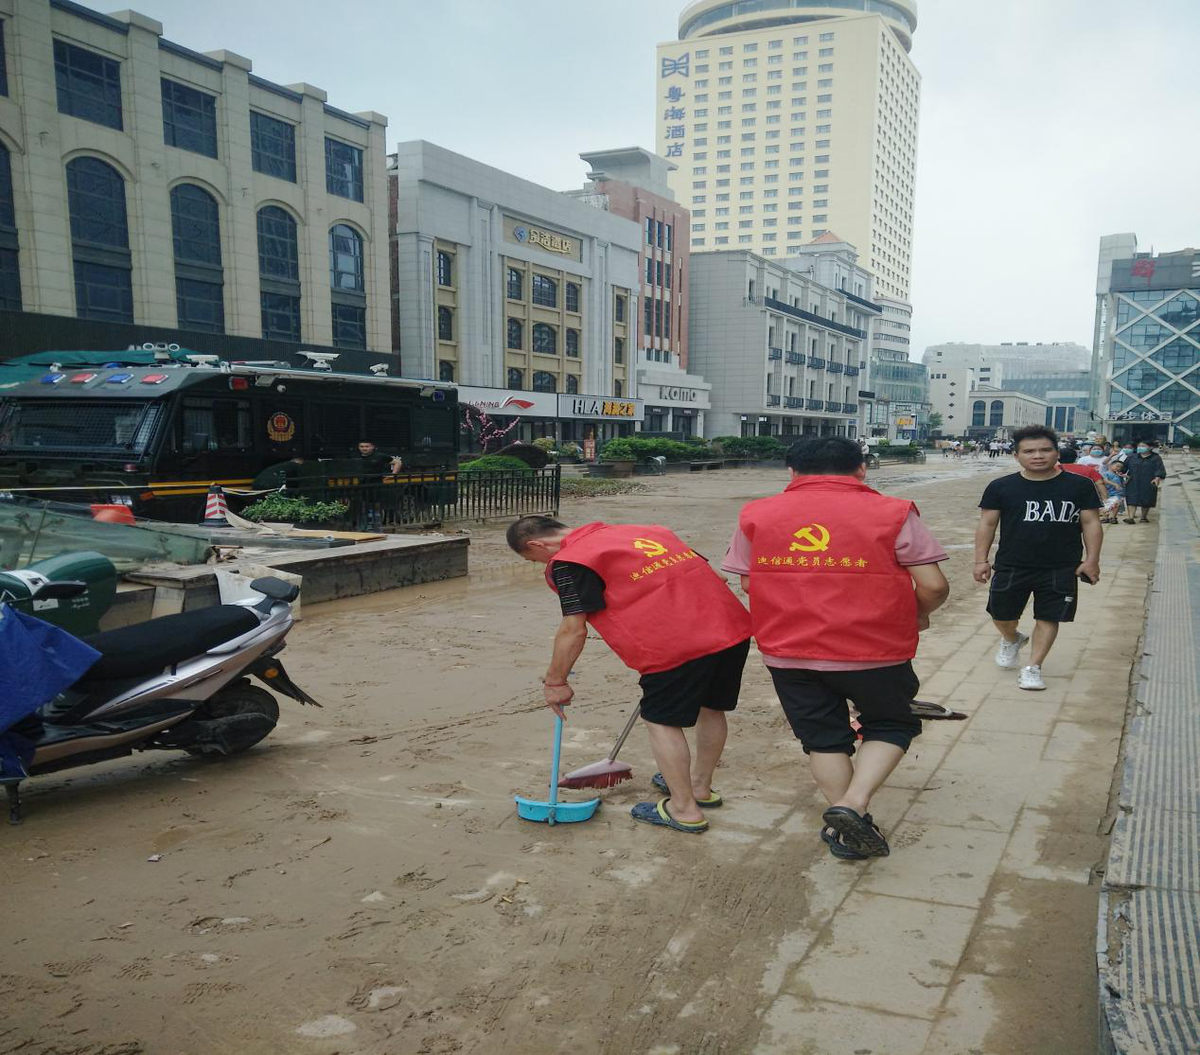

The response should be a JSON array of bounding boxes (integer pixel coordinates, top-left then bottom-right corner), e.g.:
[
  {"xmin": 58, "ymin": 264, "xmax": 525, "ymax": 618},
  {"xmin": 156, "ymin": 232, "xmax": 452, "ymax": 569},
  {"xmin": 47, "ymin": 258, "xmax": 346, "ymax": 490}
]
[{"xmin": 558, "ymin": 395, "xmax": 645, "ymax": 422}]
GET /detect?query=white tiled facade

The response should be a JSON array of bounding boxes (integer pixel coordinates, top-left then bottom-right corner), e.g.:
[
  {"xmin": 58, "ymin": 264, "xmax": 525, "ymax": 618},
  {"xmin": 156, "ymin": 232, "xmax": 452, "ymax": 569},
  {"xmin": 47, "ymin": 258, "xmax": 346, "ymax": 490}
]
[
  {"xmin": 688, "ymin": 248, "xmax": 873, "ymax": 439},
  {"xmin": 0, "ymin": 0, "xmax": 389, "ymax": 350},
  {"xmin": 657, "ymin": 0, "xmax": 919, "ymax": 301},
  {"xmin": 390, "ymin": 140, "xmax": 641, "ymax": 402}
]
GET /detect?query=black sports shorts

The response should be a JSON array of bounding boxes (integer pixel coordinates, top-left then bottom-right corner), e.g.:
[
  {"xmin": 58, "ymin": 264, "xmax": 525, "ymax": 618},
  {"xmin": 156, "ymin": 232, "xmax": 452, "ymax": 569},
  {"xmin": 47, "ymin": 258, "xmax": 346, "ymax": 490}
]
[
  {"xmin": 986, "ymin": 565, "xmax": 1080, "ymax": 623},
  {"xmin": 638, "ymin": 638, "xmax": 751, "ymax": 728},
  {"xmin": 768, "ymin": 661, "xmax": 922, "ymax": 755}
]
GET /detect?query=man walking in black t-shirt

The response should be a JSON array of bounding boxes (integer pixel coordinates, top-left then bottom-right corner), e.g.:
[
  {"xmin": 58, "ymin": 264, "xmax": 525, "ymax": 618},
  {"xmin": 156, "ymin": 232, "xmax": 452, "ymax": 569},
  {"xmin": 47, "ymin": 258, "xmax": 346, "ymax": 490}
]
[{"xmin": 974, "ymin": 425, "xmax": 1103, "ymax": 690}]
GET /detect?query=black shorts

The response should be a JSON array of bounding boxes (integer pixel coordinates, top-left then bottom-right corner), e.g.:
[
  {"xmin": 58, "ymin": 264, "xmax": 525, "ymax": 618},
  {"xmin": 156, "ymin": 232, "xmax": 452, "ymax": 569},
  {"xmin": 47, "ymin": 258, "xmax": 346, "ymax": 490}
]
[
  {"xmin": 768, "ymin": 662, "xmax": 922, "ymax": 755},
  {"xmin": 986, "ymin": 566, "xmax": 1079, "ymax": 623},
  {"xmin": 638, "ymin": 639, "xmax": 751, "ymax": 728}
]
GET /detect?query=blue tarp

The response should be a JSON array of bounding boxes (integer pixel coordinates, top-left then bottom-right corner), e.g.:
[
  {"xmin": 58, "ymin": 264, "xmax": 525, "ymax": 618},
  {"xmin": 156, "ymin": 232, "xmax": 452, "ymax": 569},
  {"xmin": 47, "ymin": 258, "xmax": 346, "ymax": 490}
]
[{"xmin": 0, "ymin": 607, "xmax": 100, "ymax": 780}]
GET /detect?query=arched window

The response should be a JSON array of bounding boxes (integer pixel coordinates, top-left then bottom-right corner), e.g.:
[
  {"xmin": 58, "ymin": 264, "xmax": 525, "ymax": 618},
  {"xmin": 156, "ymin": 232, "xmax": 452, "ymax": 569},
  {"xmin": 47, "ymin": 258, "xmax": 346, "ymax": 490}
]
[
  {"xmin": 257, "ymin": 206, "xmax": 299, "ymax": 341},
  {"xmin": 565, "ymin": 329, "xmax": 580, "ymax": 357},
  {"xmin": 329, "ymin": 223, "xmax": 365, "ymax": 349},
  {"xmin": 989, "ymin": 399, "xmax": 1004, "ymax": 427},
  {"xmin": 507, "ymin": 367, "xmax": 524, "ymax": 390},
  {"xmin": 565, "ymin": 282, "xmax": 580, "ymax": 312},
  {"xmin": 439, "ymin": 360, "xmax": 454, "ymax": 382},
  {"xmin": 613, "ymin": 337, "xmax": 624, "ymax": 364},
  {"xmin": 566, "ymin": 375, "xmax": 579, "ymax": 394},
  {"xmin": 66, "ymin": 157, "xmax": 131, "ymax": 322},
  {"xmin": 532, "ymin": 322, "xmax": 556, "ymax": 354},
  {"xmin": 0, "ymin": 143, "xmax": 20, "ymax": 310},
  {"xmin": 437, "ymin": 306, "xmax": 453, "ymax": 341},
  {"xmin": 531, "ymin": 274, "xmax": 557, "ymax": 307},
  {"xmin": 170, "ymin": 184, "xmax": 223, "ymax": 333},
  {"xmin": 971, "ymin": 400, "xmax": 986, "ymax": 427},
  {"xmin": 506, "ymin": 318, "xmax": 523, "ymax": 350},
  {"xmin": 506, "ymin": 267, "xmax": 522, "ymax": 300},
  {"xmin": 614, "ymin": 380, "xmax": 623, "ymax": 398},
  {"xmin": 436, "ymin": 250, "xmax": 453, "ymax": 287},
  {"xmin": 532, "ymin": 371, "xmax": 556, "ymax": 393}
]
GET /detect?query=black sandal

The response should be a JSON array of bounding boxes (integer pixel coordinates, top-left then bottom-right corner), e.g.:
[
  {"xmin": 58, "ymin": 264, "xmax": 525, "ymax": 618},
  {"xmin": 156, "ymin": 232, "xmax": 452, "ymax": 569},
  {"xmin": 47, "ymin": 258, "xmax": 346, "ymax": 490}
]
[
  {"xmin": 822, "ymin": 807, "xmax": 890, "ymax": 857},
  {"xmin": 821, "ymin": 824, "xmax": 867, "ymax": 860}
]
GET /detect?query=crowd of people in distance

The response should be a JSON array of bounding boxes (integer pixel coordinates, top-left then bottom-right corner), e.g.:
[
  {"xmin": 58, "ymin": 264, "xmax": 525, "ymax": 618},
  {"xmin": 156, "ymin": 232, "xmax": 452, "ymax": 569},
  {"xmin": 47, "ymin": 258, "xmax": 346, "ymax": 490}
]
[{"xmin": 1057, "ymin": 436, "xmax": 1168, "ymax": 525}]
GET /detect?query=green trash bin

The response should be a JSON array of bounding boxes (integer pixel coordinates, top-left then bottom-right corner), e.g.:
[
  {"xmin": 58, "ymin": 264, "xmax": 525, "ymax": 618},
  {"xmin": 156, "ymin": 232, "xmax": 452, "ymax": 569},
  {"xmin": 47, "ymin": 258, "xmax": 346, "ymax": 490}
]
[{"xmin": 0, "ymin": 551, "xmax": 118, "ymax": 636}]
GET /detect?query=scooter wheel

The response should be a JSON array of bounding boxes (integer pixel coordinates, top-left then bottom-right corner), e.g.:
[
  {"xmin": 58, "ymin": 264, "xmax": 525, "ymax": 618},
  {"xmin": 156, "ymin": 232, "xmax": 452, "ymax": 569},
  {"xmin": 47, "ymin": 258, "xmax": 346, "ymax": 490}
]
[{"xmin": 184, "ymin": 685, "xmax": 280, "ymax": 756}]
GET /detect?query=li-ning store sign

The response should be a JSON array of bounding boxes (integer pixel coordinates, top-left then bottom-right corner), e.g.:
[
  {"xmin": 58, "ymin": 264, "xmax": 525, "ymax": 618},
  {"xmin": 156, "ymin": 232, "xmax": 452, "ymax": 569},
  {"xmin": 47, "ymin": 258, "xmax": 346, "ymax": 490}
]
[
  {"xmin": 456, "ymin": 386, "xmax": 558, "ymax": 419},
  {"xmin": 504, "ymin": 217, "xmax": 582, "ymax": 261},
  {"xmin": 558, "ymin": 395, "xmax": 645, "ymax": 422}
]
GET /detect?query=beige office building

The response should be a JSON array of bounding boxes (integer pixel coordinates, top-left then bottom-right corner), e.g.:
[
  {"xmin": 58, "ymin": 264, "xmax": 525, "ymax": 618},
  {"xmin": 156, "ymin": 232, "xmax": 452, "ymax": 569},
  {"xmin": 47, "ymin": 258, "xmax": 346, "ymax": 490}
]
[
  {"xmin": 0, "ymin": 0, "xmax": 389, "ymax": 357},
  {"xmin": 656, "ymin": 0, "xmax": 919, "ymax": 301}
]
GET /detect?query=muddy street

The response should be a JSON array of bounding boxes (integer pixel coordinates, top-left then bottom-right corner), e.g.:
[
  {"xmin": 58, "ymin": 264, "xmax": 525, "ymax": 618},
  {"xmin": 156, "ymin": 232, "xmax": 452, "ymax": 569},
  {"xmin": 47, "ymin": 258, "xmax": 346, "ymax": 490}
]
[{"xmin": 1, "ymin": 459, "xmax": 1124, "ymax": 1055}]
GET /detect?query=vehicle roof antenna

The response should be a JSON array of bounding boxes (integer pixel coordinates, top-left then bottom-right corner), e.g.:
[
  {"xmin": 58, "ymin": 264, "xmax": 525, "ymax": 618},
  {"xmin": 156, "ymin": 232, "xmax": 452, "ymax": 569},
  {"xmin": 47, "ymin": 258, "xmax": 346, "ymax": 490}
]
[{"xmin": 297, "ymin": 351, "xmax": 339, "ymax": 371}]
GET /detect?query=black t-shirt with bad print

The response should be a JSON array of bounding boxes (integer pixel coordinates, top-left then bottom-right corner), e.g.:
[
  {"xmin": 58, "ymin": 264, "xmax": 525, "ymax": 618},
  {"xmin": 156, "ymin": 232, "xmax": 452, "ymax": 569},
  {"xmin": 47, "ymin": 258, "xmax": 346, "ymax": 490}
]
[{"xmin": 979, "ymin": 471, "xmax": 1102, "ymax": 570}]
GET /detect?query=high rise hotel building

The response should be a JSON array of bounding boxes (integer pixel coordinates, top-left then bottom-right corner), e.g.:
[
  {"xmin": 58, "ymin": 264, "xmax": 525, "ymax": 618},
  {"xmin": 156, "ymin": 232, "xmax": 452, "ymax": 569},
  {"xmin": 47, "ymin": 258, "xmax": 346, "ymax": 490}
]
[{"xmin": 657, "ymin": 0, "xmax": 919, "ymax": 301}]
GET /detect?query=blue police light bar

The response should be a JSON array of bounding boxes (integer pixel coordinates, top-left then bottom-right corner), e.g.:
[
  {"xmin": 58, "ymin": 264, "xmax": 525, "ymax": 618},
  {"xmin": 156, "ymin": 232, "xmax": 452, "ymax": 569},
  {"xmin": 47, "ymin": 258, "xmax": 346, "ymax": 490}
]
[
  {"xmin": 105, "ymin": 373, "xmax": 133, "ymax": 384},
  {"xmin": 40, "ymin": 373, "xmax": 65, "ymax": 384}
]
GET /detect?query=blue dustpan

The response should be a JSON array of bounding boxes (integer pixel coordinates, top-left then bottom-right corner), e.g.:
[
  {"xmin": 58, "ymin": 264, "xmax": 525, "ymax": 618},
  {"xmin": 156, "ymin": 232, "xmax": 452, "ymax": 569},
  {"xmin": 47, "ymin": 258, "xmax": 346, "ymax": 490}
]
[{"xmin": 516, "ymin": 714, "xmax": 600, "ymax": 825}]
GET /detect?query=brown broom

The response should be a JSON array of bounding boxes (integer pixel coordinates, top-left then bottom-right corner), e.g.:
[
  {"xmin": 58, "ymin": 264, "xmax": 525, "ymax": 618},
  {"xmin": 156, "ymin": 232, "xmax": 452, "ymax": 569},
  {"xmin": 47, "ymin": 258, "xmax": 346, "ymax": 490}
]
[{"xmin": 557, "ymin": 707, "xmax": 640, "ymax": 789}]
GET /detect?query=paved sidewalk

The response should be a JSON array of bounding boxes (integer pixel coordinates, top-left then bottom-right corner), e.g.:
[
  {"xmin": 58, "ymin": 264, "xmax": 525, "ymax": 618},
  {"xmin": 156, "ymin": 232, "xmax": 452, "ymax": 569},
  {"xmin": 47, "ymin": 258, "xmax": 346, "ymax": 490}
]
[
  {"xmin": 755, "ymin": 499, "xmax": 1158, "ymax": 1053},
  {"xmin": 1098, "ymin": 455, "xmax": 1200, "ymax": 1052}
]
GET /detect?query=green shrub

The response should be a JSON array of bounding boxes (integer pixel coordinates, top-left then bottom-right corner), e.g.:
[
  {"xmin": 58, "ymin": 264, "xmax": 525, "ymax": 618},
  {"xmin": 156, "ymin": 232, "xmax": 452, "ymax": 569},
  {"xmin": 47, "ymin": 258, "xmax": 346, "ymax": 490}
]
[
  {"xmin": 600, "ymin": 436, "xmax": 705, "ymax": 462},
  {"xmin": 531, "ymin": 437, "xmax": 557, "ymax": 453},
  {"xmin": 711, "ymin": 435, "xmax": 787, "ymax": 459},
  {"xmin": 242, "ymin": 494, "xmax": 349, "ymax": 524},
  {"xmin": 458, "ymin": 454, "xmax": 536, "ymax": 473}
]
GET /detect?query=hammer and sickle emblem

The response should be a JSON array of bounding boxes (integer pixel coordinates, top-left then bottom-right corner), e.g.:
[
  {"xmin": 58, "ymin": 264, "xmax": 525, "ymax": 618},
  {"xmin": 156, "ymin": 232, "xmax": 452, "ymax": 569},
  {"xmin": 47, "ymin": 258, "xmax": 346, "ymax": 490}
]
[
  {"xmin": 632, "ymin": 537, "xmax": 668, "ymax": 558},
  {"xmin": 789, "ymin": 524, "xmax": 831, "ymax": 552}
]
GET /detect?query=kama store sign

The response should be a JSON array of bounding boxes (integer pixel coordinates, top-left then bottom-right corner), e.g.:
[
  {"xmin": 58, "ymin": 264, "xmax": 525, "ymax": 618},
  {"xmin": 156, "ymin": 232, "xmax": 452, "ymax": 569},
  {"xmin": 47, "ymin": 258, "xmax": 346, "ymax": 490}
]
[{"xmin": 558, "ymin": 395, "xmax": 645, "ymax": 422}]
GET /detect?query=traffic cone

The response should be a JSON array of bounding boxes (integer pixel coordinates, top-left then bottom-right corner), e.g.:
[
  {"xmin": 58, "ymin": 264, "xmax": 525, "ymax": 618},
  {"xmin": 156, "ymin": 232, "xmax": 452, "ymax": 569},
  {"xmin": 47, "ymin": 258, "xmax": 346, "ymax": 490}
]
[{"xmin": 201, "ymin": 484, "xmax": 230, "ymax": 527}]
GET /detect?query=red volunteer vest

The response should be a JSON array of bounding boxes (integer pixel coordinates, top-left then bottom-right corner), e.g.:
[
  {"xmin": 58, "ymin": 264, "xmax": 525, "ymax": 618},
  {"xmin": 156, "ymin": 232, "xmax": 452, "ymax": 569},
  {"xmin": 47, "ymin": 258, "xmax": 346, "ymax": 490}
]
[
  {"xmin": 739, "ymin": 476, "xmax": 918, "ymax": 662},
  {"xmin": 547, "ymin": 522, "xmax": 751, "ymax": 675}
]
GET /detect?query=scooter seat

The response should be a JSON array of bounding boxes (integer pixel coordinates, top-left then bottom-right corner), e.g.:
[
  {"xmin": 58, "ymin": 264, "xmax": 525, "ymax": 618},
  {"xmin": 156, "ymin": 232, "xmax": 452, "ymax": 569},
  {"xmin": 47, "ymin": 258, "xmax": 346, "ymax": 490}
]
[{"xmin": 81, "ymin": 606, "xmax": 260, "ymax": 680}]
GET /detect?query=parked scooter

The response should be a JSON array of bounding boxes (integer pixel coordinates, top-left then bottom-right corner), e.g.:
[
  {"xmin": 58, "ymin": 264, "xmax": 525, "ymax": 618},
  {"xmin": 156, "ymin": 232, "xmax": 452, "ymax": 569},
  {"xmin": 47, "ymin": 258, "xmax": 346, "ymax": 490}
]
[{"xmin": 1, "ymin": 576, "xmax": 318, "ymax": 823}]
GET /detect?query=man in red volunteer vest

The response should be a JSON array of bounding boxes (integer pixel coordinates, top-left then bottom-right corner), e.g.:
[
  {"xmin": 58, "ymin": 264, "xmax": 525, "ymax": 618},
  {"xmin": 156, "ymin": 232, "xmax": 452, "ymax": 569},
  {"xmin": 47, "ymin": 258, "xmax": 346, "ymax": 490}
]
[
  {"xmin": 507, "ymin": 516, "xmax": 752, "ymax": 834},
  {"xmin": 724, "ymin": 437, "xmax": 950, "ymax": 859}
]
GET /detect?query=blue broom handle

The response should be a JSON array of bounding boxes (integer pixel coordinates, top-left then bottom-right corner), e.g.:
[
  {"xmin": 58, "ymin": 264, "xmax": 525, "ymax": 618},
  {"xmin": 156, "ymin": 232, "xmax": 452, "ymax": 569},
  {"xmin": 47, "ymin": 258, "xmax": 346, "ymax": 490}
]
[{"xmin": 548, "ymin": 714, "xmax": 563, "ymax": 808}]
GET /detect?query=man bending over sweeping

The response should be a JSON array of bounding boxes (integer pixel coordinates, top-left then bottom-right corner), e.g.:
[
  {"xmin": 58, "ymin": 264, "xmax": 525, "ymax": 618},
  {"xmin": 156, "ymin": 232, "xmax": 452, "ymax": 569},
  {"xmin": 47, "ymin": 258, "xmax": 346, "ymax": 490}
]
[{"xmin": 507, "ymin": 517, "xmax": 752, "ymax": 835}]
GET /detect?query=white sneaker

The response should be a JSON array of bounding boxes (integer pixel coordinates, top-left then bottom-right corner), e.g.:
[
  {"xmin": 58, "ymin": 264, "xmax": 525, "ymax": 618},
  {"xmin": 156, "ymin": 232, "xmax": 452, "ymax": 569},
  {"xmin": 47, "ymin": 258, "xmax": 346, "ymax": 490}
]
[
  {"xmin": 995, "ymin": 633, "xmax": 1029, "ymax": 668},
  {"xmin": 1018, "ymin": 665, "xmax": 1046, "ymax": 691}
]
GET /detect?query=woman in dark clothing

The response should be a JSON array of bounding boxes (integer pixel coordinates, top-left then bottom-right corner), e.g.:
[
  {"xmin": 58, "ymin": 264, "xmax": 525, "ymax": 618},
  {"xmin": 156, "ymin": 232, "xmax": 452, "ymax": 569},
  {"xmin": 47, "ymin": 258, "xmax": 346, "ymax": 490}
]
[{"xmin": 1122, "ymin": 443, "xmax": 1167, "ymax": 523}]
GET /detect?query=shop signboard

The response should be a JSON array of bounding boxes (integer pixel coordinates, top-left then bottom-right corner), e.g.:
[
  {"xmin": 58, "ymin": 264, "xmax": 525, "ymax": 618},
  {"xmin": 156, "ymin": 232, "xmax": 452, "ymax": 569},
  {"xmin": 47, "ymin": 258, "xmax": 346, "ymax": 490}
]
[
  {"xmin": 558, "ymin": 394, "xmax": 645, "ymax": 422},
  {"xmin": 456, "ymin": 386, "xmax": 558, "ymax": 419},
  {"xmin": 503, "ymin": 217, "xmax": 583, "ymax": 262}
]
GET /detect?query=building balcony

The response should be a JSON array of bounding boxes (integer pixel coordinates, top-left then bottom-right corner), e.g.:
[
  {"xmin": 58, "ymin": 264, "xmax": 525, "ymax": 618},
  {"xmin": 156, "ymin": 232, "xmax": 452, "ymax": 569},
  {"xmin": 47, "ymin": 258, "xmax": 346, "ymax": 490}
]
[
  {"xmin": 768, "ymin": 347, "xmax": 783, "ymax": 360},
  {"xmin": 785, "ymin": 396, "xmax": 803, "ymax": 409},
  {"xmin": 828, "ymin": 361, "xmax": 844, "ymax": 373},
  {"xmin": 808, "ymin": 356, "xmax": 826, "ymax": 369},
  {"xmin": 843, "ymin": 402, "xmax": 859, "ymax": 414},
  {"xmin": 845, "ymin": 365, "xmax": 860, "ymax": 377},
  {"xmin": 766, "ymin": 394, "xmax": 781, "ymax": 406},
  {"xmin": 842, "ymin": 290, "xmax": 885, "ymax": 314},
  {"xmin": 764, "ymin": 296, "xmax": 867, "ymax": 339},
  {"xmin": 807, "ymin": 398, "xmax": 824, "ymax": 410},
  {"xmin": 786, "ymin": 351, "xmax": 803, "ymax": 364}
]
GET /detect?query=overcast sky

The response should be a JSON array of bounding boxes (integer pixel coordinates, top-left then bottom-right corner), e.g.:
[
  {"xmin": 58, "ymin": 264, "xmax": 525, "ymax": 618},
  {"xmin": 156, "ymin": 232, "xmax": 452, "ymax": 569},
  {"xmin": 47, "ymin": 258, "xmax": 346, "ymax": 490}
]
[{"xmin": 131, "ymin": 0, "xmax": 1200, "ymax": 357}]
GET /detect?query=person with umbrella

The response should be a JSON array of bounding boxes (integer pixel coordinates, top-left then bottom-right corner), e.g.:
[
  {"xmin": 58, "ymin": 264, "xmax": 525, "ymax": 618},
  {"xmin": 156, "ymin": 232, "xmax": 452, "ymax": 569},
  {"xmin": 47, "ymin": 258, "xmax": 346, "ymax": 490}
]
[{"xmin": 1122, "ymin": 442, "xmax": 1167, "ymax": 523}]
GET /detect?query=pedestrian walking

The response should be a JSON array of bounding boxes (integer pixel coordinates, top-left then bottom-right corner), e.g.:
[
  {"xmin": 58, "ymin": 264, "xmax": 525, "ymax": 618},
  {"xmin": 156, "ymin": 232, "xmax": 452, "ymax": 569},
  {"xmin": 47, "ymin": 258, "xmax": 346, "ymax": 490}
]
[
  {"xmin": 973, "ymin": 425, "xmax": 1103, "ymax": 690},
  {"xmin": 1122, "ymin": 443, "xmax": 1167, "ymax": 523},
  {"xmin": 1058, "ymin": 447, "xmax": 1108, "ymax": 507},
  {"xmin": 722, "ymin": 437, "xmax": 949, "ymax": 860},
  {"xmin": 988, "ymin": 440, "xmax": 1001, "ymax": 459},
  {"xmin": 507, "ymin": 516, "xmax": 752, "ymax": 834}
]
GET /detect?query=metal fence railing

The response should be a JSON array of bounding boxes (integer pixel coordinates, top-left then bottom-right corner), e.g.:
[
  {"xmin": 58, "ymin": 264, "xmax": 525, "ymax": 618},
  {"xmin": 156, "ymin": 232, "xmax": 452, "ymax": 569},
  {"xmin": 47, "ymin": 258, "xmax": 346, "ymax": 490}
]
[{"xmin": 282, "ymin": 466, "xmax": 561, "ymax": 529}]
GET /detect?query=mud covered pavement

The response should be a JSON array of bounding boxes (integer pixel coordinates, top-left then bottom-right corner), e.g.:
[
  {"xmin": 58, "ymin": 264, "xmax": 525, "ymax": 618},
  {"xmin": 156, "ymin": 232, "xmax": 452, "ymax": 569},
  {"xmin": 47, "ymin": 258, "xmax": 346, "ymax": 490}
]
[{"xmin": 0, "ymin": 461, "xmax": 1152, "ymax": 1054}]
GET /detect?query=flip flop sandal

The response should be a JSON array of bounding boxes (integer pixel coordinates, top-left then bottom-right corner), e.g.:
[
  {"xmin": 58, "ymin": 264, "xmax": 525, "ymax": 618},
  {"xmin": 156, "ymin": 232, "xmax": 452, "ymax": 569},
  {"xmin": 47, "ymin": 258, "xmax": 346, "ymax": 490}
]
[
  {"xmin": 820, "ymin": 824, "xmax": 868, "ymax": 860},
  {"xmin": 822, "ymin": 806, "xmax": 890, "ymax": 857},
  {"xmin": 909, "ymin": 700, "xmax": 968, "ymax": 721},
  {"xmin": 631, "ymin": 798, "xmax": 709, "ymax": 834},
  {"xmin": 651, "ymin": 772, "xmax": 723, "ymax": 807}
]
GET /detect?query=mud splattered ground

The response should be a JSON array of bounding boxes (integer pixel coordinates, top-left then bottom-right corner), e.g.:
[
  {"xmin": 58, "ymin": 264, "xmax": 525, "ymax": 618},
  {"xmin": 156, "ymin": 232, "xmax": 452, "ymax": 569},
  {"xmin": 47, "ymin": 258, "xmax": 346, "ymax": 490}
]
[{"xmin": 0, "ymin": 461, "xmax": 1121, "ymax": 1054}]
